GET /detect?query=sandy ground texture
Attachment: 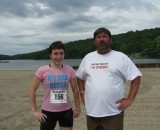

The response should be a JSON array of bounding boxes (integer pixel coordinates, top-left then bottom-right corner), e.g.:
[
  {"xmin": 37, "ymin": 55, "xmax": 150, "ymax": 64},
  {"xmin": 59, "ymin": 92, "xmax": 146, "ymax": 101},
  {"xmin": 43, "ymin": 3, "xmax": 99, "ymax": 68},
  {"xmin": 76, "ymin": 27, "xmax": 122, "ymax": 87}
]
[{"xmin": 0, "ymin": 68, "xmax": 160, "ymax": 130}]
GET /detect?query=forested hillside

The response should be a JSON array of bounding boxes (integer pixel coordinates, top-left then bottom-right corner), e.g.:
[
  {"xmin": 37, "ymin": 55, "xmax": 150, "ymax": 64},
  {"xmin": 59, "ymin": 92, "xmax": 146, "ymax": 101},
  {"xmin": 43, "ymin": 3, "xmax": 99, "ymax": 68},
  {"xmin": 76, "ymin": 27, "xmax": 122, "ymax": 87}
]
[{"xmin": 0, "ymin": 27, "xmax": 160, "ymax": 60}]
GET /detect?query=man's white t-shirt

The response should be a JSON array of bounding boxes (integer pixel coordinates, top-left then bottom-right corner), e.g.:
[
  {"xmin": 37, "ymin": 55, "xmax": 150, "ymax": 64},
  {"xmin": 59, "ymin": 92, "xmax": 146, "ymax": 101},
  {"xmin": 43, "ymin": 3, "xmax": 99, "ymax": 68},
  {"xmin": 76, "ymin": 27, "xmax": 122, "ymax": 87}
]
[{"xmin": 76, "ymin": 50, "xmax": 142, "ymax": 117}]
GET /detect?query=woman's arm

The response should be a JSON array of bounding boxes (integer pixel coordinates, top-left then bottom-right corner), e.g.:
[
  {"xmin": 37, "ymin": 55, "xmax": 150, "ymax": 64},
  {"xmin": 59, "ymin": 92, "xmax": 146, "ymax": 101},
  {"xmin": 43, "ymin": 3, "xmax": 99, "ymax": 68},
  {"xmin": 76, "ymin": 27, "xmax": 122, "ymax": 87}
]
[
  {"xmin": 70, "ymin": 76, "xmax": 81, "ymax": 118},
  {"xmin": 29, "ymin": 75, "xmax": 47, "ymax": 122}
]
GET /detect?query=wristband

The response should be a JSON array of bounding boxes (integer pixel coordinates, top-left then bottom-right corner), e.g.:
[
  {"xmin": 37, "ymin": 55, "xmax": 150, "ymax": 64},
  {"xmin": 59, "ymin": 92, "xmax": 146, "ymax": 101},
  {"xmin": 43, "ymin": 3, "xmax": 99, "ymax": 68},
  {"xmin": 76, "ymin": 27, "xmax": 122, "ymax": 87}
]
[
  {"xmin": 80, "ymin": 91, "xmax": 85, "ymax": 95},
  {"xmin": 74, "ymin": 108, "xmax": 81, "ymax": 111}
]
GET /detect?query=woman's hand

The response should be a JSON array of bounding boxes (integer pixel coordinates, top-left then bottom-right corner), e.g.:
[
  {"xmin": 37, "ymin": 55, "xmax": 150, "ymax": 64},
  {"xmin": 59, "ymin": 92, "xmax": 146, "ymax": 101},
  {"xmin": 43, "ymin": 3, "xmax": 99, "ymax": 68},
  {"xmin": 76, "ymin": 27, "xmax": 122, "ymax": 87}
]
[
  {"xmin": 33, "ymin": 111, "xmax": 47, "ymax": 122},
  {"xmin": 73, "ymin": 108, "xmax": 81, "ymax": 118}
]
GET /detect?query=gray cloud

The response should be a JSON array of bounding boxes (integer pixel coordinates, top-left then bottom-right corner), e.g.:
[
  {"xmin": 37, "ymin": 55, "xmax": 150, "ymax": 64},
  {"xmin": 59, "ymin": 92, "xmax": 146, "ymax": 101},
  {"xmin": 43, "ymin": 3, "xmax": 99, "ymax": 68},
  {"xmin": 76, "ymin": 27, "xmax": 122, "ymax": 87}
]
[{"xmin": 0, "ymin": 0, "xmax": 160, "ymax": 55}]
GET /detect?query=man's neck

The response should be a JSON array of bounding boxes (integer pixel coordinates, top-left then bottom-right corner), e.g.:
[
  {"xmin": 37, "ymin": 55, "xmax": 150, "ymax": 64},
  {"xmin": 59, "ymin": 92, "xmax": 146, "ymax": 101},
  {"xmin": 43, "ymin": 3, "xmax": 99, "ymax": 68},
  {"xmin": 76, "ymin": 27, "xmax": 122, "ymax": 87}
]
[{"xmin": 97, "ymin": 48, "xmax": 111, "ymax": 54}]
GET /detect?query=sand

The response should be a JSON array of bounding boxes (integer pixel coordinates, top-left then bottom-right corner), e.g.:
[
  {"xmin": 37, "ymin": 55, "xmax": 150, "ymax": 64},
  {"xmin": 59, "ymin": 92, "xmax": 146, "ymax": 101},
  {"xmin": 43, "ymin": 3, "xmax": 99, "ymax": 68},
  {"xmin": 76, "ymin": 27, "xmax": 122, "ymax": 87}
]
[{"xmin": 0, "ymin": 68, "xmax": 160, "ymax": 130}]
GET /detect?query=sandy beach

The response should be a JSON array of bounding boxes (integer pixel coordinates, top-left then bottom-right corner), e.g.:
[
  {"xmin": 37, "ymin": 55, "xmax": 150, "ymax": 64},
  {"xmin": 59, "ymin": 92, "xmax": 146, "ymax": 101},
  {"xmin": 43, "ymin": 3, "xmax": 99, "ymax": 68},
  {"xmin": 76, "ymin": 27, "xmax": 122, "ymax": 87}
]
[{"xmin": 0, "ymin": 68, "xmax": 160, "ymax": 130}]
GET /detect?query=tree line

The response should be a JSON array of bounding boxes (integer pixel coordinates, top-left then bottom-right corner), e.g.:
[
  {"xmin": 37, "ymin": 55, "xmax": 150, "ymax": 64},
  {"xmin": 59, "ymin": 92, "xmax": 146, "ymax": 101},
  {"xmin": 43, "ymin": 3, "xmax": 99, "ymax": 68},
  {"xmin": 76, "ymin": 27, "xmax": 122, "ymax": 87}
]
[{"xmin": 0, "ymin": 27, "xmax": 160, "ymax": 60}]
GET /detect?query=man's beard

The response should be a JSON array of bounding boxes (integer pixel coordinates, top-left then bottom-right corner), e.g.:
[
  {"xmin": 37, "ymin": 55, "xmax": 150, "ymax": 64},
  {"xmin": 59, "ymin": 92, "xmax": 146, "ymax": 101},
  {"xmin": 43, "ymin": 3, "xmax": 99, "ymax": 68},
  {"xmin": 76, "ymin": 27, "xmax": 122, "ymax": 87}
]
[{"xmin": 97, "ymin": 43, "xmax": 110, "ymax": 51}]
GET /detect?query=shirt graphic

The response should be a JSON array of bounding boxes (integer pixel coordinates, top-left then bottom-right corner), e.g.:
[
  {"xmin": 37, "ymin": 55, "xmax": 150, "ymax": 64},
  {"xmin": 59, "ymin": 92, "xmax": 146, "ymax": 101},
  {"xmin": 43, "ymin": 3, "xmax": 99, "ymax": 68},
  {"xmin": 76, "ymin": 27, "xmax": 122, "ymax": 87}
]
[
  {"xmin": 48, "ymin": 74, "xmax": 68, "ymax": 89},
  {"xmin": 90, "ymin": 62, "xmax": 108, "ymax": 69}
]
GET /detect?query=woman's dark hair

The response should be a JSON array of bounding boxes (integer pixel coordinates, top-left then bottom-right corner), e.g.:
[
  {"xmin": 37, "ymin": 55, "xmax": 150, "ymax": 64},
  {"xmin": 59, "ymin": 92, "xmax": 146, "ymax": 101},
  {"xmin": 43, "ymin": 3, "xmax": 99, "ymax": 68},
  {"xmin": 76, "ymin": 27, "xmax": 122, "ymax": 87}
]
[
  {"xmin": 48, "ymin": 41, "xmax": 65, "ymax": 55},
  {"xmin": 93, "ymin": 27, "xmax": 112, "ymax": 39}
]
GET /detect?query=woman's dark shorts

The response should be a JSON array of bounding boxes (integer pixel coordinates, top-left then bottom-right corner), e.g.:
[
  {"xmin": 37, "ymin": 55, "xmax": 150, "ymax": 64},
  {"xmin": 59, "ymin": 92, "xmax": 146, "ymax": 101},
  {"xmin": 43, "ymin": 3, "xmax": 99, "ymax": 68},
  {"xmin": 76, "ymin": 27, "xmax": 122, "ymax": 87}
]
[{"xmin": 40, "ymin": 108, "xmax": 73, "ymax": 130}]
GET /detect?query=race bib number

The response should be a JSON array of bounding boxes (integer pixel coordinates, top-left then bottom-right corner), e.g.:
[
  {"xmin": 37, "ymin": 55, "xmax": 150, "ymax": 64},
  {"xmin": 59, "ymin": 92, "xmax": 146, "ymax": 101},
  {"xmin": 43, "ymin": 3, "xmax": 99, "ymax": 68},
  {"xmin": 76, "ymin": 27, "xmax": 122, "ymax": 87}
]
[{"xmin": 50, "ymin": 90, "xmax": 67, "ymax": 103}]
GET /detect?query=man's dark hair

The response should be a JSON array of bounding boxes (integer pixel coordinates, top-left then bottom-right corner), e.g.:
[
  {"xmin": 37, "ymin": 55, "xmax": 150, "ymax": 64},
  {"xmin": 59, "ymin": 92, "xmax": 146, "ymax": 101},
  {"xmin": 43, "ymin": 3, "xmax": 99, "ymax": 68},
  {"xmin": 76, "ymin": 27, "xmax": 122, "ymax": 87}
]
[
  {"xmin": 93, "ymin": 27, "xmax": 112, "ymax": 39},
  {"xmin": 48, "ymin": 41, "xmax": 65, "ymax": 55}
]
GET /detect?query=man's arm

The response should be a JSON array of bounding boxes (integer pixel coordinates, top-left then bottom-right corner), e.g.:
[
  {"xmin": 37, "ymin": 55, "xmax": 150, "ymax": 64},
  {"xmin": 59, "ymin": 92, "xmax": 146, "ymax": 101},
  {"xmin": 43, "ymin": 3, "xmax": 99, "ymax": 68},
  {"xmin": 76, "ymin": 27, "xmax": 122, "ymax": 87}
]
[
  {"xmin": 117, "ymin": 76, "xmax": 141, "ymax": 110},
  {"xmin": 77, "ymin": 77, "xmax": 85, "ymax": 105},
  {"xmin": 127, "ymin": 76, "xmax": 141, "ymax": 101}
]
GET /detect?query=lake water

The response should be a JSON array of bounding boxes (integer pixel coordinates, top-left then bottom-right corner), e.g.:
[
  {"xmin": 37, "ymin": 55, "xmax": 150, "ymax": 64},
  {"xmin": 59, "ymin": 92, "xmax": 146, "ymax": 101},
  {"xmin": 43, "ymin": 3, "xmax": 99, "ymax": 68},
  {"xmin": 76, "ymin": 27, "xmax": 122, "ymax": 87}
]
[
  {"xmin": 0, "ymin": 59, "xmax": 82, "ymax": 70},
  {"xmin": 0, "ymin": 59, "xmax": 160, "ymax": 70}
]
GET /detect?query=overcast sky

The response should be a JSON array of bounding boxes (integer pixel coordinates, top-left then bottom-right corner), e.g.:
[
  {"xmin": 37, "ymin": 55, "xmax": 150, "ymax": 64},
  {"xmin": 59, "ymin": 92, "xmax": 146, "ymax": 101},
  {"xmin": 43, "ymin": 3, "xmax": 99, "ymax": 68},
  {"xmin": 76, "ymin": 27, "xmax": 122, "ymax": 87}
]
[{"xmin": 0, "ymin": 0, "xmax": 160, "ymax": 55}]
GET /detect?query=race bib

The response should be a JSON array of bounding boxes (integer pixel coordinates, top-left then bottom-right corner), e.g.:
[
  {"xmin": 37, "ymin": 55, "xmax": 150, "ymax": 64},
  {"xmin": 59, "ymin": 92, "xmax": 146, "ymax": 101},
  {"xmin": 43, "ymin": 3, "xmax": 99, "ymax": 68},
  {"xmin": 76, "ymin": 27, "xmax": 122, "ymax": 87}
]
[{"xmin": 50, "ymin": 90, "xmax": 67, "ymax": 103}]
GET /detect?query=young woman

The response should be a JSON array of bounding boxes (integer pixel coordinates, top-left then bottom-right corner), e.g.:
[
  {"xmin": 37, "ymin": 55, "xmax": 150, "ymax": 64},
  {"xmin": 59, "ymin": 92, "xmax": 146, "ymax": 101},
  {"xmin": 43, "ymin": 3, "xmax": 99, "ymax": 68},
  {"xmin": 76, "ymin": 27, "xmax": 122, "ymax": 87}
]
[{"xmin": 29, "ymin": 41, "xmax": 80, "ymax": 130}]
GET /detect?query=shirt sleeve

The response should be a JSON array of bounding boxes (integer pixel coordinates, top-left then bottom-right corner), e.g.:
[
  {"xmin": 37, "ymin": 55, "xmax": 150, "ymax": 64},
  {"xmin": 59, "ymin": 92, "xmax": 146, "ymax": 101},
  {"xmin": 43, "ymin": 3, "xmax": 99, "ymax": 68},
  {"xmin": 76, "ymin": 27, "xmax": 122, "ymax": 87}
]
[
  {"xmin": 123, "ymin": 55, "xmax": 142, "ymax": 81},
  {"xmin": 69, "ymin": 66, "xmax": 76, "ymax": 79},
  {"xmin": 35, "ymin": 66, "xmax": 44, "ymax": 81},
  {"xmin": 76, "ymin": 58, "xmax": 86, "ymax": 80}
]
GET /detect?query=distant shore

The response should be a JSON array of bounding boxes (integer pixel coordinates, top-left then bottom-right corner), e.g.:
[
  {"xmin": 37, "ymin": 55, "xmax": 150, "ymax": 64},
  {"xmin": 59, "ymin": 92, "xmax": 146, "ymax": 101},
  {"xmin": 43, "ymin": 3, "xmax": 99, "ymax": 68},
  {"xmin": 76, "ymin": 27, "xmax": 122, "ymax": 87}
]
[
  {"xmin": 0, "ymin": 68, "xmax": 160, "ymax": 130},
  {"xmin": 0, "ymin": 60, "xmax": 10, "ymax": 63}
]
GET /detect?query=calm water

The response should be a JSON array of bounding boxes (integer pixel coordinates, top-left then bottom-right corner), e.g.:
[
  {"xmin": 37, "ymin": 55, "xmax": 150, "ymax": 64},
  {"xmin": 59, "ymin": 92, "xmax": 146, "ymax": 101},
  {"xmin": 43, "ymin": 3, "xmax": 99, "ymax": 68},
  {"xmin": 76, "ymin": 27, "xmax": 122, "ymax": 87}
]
[
  {"xmin": 0, "ymin": 59, "xmax": 160, "ymax": 70},
  {"xmin": 0, "ymin": 59, "xmax": 82, "ymax": 70}
]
